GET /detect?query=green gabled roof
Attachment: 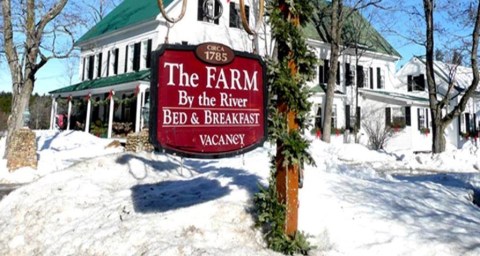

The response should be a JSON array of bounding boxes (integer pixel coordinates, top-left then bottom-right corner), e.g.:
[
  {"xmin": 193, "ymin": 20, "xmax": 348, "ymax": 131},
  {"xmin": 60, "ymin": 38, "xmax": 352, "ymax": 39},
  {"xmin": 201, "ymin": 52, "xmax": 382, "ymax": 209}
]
[
  {"xmin": 76, "ymin": 0, "xmax": 173, "ymax": 45},
  {"xmin": 305, "ymin": 2, "xmax": 401, "ymax": 58},
  {"xmin": 49, "ymin": 69, "xmax": 151, "ymax": 94}
]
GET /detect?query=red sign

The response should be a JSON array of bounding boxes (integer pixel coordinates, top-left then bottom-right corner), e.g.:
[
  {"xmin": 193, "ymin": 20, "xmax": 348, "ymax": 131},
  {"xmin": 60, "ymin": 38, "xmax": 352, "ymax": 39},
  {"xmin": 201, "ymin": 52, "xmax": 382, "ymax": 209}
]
[{"xmin": 150, "ymin": 43, "xmax": 267, "ymax": 158}]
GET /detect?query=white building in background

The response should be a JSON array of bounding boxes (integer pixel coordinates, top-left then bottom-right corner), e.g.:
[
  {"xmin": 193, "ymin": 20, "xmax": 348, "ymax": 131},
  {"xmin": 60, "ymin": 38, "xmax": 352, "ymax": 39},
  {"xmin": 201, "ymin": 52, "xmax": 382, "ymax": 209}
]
[
  {"xmin": 396, "ymin": 57, "xmax": 480, "ymax": 149},
  {"xmin": 49, "ymin": 0, "xmax": 475, "ymax": 151}
]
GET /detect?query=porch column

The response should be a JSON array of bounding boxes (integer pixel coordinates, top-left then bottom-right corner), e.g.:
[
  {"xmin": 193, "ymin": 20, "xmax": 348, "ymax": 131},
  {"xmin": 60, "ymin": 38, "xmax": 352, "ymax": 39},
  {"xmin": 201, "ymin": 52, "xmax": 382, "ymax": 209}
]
[
  {"xmin": 67, "ymin": 98, "xmax": 72, "ymax": 131},
  {"xmin": 85, "ymin": 94, "xmax": 92, "ymax": 133},
  {"xmin": 107, "ymin": 91, "xmax": 115, "ymax": 138},
  {"xmin": 135, "ymin": 88, "xmax": 143, "ymax": 133},
  {"xmin": 49, "ymin": 97, "xmax": 57, "ymax": 130}
]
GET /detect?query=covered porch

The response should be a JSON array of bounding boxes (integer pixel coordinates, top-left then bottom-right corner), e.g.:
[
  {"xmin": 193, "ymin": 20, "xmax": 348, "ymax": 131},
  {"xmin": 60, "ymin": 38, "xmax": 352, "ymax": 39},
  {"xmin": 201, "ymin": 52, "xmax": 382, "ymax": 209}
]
[{"xmin": 49, "ymin": 70, "xmax": 151, "ymax": 139}]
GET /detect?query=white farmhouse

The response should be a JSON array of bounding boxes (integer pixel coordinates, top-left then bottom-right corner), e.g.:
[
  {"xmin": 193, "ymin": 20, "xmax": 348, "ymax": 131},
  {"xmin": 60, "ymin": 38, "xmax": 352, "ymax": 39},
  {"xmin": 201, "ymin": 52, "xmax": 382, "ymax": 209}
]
[{"xmin": 49, "ymin": 0, "xmax": 470, "ymax": 152}]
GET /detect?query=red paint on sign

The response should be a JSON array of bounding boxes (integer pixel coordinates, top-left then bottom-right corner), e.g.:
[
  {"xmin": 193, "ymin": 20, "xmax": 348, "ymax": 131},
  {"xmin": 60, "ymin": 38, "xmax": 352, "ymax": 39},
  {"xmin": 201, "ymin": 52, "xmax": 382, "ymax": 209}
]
[{"xmin": 150, "ymin": 44, "xmax": 266, "ymax": 158}]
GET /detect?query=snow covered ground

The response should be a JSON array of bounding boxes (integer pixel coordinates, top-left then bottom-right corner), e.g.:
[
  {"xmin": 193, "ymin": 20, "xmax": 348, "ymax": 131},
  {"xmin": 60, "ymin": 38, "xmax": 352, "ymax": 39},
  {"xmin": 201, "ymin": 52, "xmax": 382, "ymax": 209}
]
[{"xmin": 1, "ymin": 130, "xmax": 480, "ymax": 255}]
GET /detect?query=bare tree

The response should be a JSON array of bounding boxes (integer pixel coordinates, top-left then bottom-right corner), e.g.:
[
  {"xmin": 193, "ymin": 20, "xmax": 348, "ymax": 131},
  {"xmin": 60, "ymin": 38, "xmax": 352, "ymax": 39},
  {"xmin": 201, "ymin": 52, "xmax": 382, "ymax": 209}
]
[
  {"xmin": 423, "ymin": 0, "xmax": 480, "ymax": 153},
  {"xmin": 314, "ymin": 0, "xmax": 381, "ymax": 143},
  {"xmin": 361, "ymin": 106, "xmax": 394, "ymax": 150},
  {"xmin": 1, "ymin": 0, "xmax": 83, "ymax": 157}
]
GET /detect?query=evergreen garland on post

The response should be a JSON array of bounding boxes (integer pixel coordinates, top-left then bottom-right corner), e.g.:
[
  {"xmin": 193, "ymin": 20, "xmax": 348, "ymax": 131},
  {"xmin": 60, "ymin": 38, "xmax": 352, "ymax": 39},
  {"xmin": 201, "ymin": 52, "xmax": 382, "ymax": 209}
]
[{"xmin": 254, "ymin": 0, "xmax": 317, "ymax": 254}]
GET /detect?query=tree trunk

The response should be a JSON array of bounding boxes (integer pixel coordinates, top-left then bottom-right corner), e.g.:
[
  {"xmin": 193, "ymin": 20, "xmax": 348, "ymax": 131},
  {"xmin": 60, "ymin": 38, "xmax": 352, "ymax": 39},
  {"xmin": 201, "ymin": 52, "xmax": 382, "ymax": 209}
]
[
  {"xmin": 5, "ymin": 75, "xmax": 33, "ymax": 158},
  {"xmin": 322, "ymin": 0, "xmax": 341, "ymax": 143},
  {"xmin": 431, "ymin": 110, "xmax": 447, "ymax": 153}
]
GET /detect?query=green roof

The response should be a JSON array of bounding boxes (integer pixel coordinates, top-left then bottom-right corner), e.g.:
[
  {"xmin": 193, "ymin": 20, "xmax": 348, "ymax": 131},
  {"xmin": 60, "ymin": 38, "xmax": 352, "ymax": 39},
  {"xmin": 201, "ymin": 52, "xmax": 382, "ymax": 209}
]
[
  {"xmin": 76, "ymin": 0, "xmax": 173, "ymax": 45},
  {"xmin": 50, "ymin": 69, "xmax": 151, "ymax": 94},
  {"xmin": 304, "ymin": 2, "xmax": 401, "ymax": 58}
]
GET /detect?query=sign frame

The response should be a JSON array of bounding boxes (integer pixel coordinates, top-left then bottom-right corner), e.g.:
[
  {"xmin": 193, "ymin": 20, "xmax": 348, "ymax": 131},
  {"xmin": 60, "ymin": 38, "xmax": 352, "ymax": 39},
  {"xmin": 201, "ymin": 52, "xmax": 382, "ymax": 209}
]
[{"xmin": 149, "ymin": 43, "xmax": 268, "ymax": 159}]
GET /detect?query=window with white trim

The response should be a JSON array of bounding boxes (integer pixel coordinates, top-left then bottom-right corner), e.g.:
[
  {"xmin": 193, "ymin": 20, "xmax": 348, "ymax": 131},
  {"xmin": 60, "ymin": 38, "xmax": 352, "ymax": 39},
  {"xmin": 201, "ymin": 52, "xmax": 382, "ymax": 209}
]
[
  {"xmin": 197, "ymin": 0, "xmax": 222, "ymax": 25},
  {"xmin": 229, "ymin": 2, "xmax": 249, "ymax": 28}
]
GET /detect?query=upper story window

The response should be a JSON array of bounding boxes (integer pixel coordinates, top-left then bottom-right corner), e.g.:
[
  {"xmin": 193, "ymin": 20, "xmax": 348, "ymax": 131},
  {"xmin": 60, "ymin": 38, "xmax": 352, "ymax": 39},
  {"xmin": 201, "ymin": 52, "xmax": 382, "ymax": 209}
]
[
  {"xmin": 142, "ymin": 39, "xmax": 152, "ymax": 69},
  {"xmin": 345, "ymin": 63, "xmax": 353, "ymax": 86},
  {"xmin": 376, "ymin": 67, "xmax": 384, "ymax": 89},
  {"xmin": 319, "ymin": 59, "xmax": 329, "ymax": 85},
  {"xmin": 107, "ymin": 48, "xmax": 119, "ymax": 76},
  {"xmin": 123, "ymin": 39, "xmax": 152, "ymax": 74},
  {"xmin": 356, "ymin": 65, "xmax": 367, "ymax": 88},
  {"xmin": 87, "ymin": 55, "xmax": 94, "ymax": 80},
  {"xmin": 407, "ymin": 74, "xmax": 426, "ymax": 91},
  {"xmin": 229, "ymin": 2, "xmax": 249, "ymax": 28},
  {"xmin": 197, "ymin": 0, "xmax": 222, "ymax": 25}
]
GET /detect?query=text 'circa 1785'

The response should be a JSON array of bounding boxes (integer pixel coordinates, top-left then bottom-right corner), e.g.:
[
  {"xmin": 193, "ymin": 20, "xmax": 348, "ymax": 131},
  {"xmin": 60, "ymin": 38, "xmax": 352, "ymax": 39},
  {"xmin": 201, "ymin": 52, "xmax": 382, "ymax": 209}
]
[{"xmin": 150, "ymin": 43, "xmax": 266, "ymax": 158}]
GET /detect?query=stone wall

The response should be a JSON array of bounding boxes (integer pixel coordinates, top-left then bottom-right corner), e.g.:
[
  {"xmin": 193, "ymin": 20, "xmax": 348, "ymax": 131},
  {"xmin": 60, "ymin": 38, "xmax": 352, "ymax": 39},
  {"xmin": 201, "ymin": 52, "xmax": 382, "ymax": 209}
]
[
  {"xmin": 125, "ymin": 129, "xmax": 154, "ymax": 152},
  {"xmin": 7, "ymin": 128, "xmax": 37, "ymax": 171}
]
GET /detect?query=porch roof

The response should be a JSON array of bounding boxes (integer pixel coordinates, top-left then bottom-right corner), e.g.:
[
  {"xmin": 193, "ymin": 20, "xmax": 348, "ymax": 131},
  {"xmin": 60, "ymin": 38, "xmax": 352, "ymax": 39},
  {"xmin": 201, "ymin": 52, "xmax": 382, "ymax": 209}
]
[
  {"xmin": 360, "ymin": 88, "xmax": 430, "ymax": 106},
  {"xmin": 49, "ymin": 69, "xmax": 151, "ymax": 97}
]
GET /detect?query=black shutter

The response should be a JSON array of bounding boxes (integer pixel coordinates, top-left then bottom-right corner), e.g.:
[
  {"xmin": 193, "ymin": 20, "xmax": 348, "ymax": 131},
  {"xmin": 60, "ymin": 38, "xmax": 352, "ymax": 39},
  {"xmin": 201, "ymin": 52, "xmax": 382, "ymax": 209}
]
[
  {"xmin": 386, "ymin": 108, "xmax": 391, "ymax": 126},
  {"xmin": 369, "ymin": 67, "xmax": 373, "ymax": 89},
  {"xmin": 97, "ymin": 53, "xmax": 102, "ymax": 78},
  {"xmin": 417, "ymin": 108, "xmax": 421, "ymax": 130},
  {"xmin": 325, "ymin": 60, "xmax": 330, "ymax": 82},
  {"xmin": 319, "ymin": 60, "xmax": 325, "ymax": 84},
  {"xmin": 197, "ymin": 0, "xmax": 203, "ymax": 21},
  {"xmin": 146, "ymin": 39, "xmax": 152, "ymax": 68},
  {"xmin": 124, "ymin": 45, "xmax": 129, "ymax": 73},
  {"xmin": 357, "ymin": 65, "xmax": 364, "ymax": 88},
  {"xmin": 214, "ymin": 0, "xmax": 220, "ymax": 24},
  {"xmin": 466, "ymin": 113, "xmax": 471, "ymax": 134},
  {"xmin": 377, "ymin": 67, "xmax": 381, "ymax": 89},
  {"xmin": 405, "ymin": 106, "xmax": 411, "ymax": 126},
  {"xmin": 345, "ymin": 105, "xmax": 351, "ymax": 130},
  {"xmin": 336, "ymin": 62, "xmax": 340, "ymax": 85},
  {"xmin": 356, "ymin": 106, "xmax": 361, "ymax": 129},
  {"xmin": 133, "ymin": 42, "xmax": 141, "ymax": 71},
  {"xmin": 106, "ymin": 51, "xmax": 110, "ymax": 77},
  {"xmin": 114, "ymin": 48, "xmax": 119, "ymax": 75},
  {"xmin": 474, "ymin": 114, "xmax": 477, "ymax": 134},
  {"xmin": 407, "ymin": 75, "xmax": 413, "ymax": 92},
  {"xmin": 229, "ymin": 2, "xmax": 237, "ymax": 27},
  {"xmin": 88, "ymin": 55, "xmax": 94, "ymax": 80},
  {"xmin": 82, "ymin": 58, "xmax": 86, "ymax": 81},
  {"xmin": 345, "ymin": 63, "xmax": 351, "ymax": 86}
]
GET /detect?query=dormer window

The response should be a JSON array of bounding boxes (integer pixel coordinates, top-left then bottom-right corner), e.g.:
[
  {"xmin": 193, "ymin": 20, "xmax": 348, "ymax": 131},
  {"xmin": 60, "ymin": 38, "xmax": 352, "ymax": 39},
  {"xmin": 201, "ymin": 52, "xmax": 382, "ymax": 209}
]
[
  {"xmin": 197, "ymin": 0, "xmax": 222, "ymax": 25},
  {"xmin": 229, "ymin": 2, "xmax": 249, "ymax": 28}
]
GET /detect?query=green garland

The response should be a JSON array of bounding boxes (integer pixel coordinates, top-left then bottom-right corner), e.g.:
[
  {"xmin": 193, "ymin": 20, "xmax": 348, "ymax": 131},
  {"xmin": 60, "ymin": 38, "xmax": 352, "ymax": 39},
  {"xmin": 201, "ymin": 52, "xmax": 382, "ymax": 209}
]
[
  {"xmin": 55, "ymin": 94, "xmax": 138, "ymax": 108},
  {"xmin": 254, "ymin": 0, "xmax": 317, "ymax": 255}
]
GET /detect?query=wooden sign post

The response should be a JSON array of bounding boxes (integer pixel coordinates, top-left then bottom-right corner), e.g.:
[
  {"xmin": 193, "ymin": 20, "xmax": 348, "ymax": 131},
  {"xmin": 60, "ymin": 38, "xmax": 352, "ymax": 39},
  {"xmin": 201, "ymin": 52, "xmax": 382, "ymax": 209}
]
[{"xmin": 275, "ymin": 0, "xmax": 300, "ymax": 236}]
